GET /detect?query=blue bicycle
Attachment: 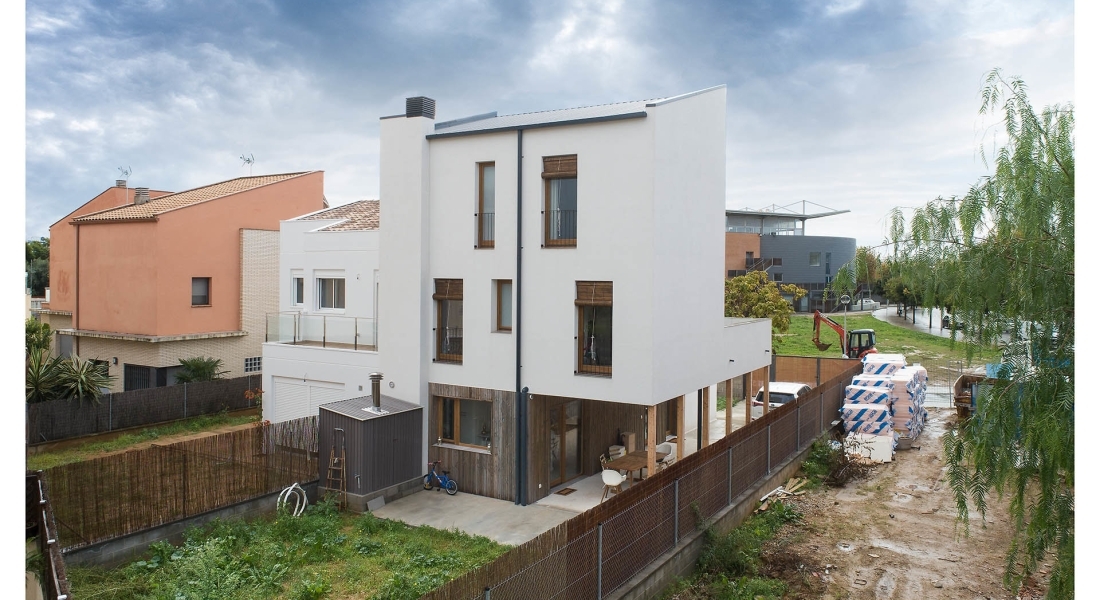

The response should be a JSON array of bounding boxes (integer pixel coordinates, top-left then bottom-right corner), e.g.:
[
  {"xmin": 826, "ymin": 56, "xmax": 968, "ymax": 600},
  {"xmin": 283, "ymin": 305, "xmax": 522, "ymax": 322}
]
[{"xmin": 424, "ymin": 460, "xmax": 459, "ymax": 495}]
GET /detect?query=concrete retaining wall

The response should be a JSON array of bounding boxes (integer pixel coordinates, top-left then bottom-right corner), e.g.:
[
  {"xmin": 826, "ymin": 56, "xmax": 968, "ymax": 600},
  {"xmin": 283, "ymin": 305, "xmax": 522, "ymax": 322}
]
[
  {"xmin": 608, "ymin": 438, "xmax": 819, "ymax": 600},
  {"xmin": 63, "ymin": 481, "xmax": 319, "ymax": 569},
  {"xmin": 320, "ymin": 474, "xmax": 425, "ymax": 513}
]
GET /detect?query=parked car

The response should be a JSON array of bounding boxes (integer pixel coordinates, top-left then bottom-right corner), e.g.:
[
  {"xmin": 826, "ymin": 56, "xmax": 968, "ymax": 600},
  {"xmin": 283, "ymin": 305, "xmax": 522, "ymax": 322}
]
[
  {"xmin": 942, "ymin": 313, "xmax": 965, "ymax": 331},
  {"xmin": 751, "ymin": 382, "xmax": 812, "ymax": 418}
]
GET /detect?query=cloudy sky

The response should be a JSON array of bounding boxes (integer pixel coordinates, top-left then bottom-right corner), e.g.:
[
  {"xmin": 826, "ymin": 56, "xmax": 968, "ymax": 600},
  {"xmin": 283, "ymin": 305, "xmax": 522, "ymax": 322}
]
[{"xmin": 24, "ymin": 0, "xmax": 1074, "ymax": 248}]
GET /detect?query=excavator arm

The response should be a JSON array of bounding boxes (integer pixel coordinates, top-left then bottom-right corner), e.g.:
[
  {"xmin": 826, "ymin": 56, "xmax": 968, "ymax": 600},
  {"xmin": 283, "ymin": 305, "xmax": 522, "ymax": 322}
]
[{"xmin": 812, "ymin": 310, "xmax": 847, "ymax": 355}]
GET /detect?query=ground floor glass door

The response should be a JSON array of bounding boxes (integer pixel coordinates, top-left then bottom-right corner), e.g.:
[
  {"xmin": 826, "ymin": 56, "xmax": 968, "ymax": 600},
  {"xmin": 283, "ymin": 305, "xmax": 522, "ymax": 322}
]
[{"xmin": 549, "ymin": 400, "xmax": 582, "ymax": 487}]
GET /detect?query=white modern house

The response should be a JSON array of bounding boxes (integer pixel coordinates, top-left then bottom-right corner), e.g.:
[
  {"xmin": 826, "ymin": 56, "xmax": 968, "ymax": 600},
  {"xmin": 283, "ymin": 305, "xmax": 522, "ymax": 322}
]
[
  {"xmin": 375, "ymin": 86, "xmax": 772, "ymax": 504},
  {"xmin": 261, "ymin": 200, "xmax": 382, "ymax": 423}
]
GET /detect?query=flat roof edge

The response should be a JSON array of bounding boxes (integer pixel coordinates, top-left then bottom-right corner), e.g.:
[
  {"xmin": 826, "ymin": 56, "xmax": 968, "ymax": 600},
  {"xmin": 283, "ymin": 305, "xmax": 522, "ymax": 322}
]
[
  {"xmin": 646, "ymin": 85, "xmax": 726, "ymax": 107},
  {"xmin": 426, "ymin": 111, "xmax": 648, "ymax": 139}
]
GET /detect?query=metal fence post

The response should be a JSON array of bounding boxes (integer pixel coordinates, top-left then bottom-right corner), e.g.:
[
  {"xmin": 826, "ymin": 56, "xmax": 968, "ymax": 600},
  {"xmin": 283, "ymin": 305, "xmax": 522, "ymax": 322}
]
[
  {"xmin": 108, "ymin": 394, "xmax": 113, "ymax": 432},
  {"xmin": 182, "ymin": 451, "xmax": 189, "ymax": 516},
  {"xmin": 726, "ymin": 447, "xmax": 733, "ymax": 506},
  {"xmin": 766, "ymin": 424, "xmax": 772, "ymax": 474},
  {"xmin": 597, "ymin": 522, "xmax": 604, "ymax": 600},
  {"xmin": 819, "ymin": 394, "xmax": 823, "ymax": 435},
  {"xmin": 184, "ymin": 383, "xmax": 188, "ymax": 419},
  {"xmin": 484, "ymin": 586, "xmax": 491, "ymax": 600},
  {"xmin": 673, "ymin": 479, "xmax": 680, "ymax": 545},
  {"xmin": 797, "ymin": 405, "xmax": 801, "ymax": 449}
]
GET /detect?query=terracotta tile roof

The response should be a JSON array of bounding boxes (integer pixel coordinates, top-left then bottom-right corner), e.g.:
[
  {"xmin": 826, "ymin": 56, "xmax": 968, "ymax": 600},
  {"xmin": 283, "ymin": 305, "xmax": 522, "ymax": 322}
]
[
  {"xmin": 72, "ymin": 172, "xmax": 312, "ymax": 223},
  {"xmin": 297, "ymin": 199, "xmax": 380, "ymax": 231}
]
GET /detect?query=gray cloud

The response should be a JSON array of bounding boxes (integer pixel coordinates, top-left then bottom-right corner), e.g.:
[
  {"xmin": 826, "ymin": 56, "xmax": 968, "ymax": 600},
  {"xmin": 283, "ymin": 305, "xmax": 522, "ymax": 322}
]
[{"xmin": 26, "ymin": 0, "xmax": 1074, "ymax": 248}]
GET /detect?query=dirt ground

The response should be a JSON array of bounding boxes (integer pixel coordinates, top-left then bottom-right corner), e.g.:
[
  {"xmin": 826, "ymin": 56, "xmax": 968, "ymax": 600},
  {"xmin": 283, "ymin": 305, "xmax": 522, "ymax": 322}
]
[{"xmin": 760, "ymin": 407, "xmax": 1051, "ymax": 600}]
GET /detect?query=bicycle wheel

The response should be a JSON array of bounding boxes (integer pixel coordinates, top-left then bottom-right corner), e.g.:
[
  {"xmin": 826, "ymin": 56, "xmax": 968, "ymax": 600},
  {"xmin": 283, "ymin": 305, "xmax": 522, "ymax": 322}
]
[
  {"xmin": 445, "ymin": 479, "xmax": 458, "ymax": 495},
  {"xmin": 424, "ymin": 474, "xmax": 433, "ymax": 490}
]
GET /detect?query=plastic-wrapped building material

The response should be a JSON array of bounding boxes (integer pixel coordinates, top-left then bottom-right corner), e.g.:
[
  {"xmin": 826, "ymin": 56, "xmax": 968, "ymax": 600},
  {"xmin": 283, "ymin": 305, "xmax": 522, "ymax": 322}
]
[
  {"xmin": 844, "ymin": 386, "xmax": 892, "ymax": 405},
  {"xmin": 862, "ymin": 353, "xmax": 907, "ymax": 376}
]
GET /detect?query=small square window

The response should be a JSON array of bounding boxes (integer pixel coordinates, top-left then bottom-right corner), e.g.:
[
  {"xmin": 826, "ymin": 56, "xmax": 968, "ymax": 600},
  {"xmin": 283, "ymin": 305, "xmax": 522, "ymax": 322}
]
[
  {"xmin": 192, "ymin": 277, "xmax": 211, "ymax": 306},
  {"xmin": 809, "ymin": 252, "xmax": 821, "ymax": 267},
  {"xmin": 773, "ymin": 272, "xmax": 783, "ymax": 282},
  {"xmin": 244, "ymin": 357, "xmax": 262, "ymax": 373}
]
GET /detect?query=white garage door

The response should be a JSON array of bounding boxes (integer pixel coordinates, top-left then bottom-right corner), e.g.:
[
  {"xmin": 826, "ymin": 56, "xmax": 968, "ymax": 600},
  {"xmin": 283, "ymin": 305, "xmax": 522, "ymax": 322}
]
[{"xmin": 272, "ymin": 377, "xmax": 345, "ymax": 422}]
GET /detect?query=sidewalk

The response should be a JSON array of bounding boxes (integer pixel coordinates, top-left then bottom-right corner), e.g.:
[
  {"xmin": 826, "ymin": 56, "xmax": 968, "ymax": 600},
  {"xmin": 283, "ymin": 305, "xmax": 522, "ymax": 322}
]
[{"xmin": 871, "ymin": 305, "xmax": 958, "ymax": 339}]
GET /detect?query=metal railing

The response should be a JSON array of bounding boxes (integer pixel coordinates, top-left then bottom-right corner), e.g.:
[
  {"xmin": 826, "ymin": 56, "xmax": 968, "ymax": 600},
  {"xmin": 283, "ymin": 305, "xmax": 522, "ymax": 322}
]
[
  {"xmin": 546, "ymin": 209, "xmax": 577, "ymax": 244},
  {"xmin": 266, "ymin": 312, "xmax": 377, "ymax": 351},
  {"xmin": 478, "ymin": 212, "xmax": 495, "ymax": 247},
  {"xmin": 27, "ymin": 471, "xmax": 70, "ymax": 599}
]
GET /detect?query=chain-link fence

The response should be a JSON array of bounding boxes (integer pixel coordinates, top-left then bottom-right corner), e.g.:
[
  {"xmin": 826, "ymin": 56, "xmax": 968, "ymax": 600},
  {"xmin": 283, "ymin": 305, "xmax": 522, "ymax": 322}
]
[{"xmin": 424, "ymin": 362, "xmax": 860, "ymax": 600}]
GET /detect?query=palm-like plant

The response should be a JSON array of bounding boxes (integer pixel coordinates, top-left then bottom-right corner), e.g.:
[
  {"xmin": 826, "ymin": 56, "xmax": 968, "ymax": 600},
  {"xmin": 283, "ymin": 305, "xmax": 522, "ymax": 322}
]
[
  {"xmin": 26, "ymin": 318, "xmax": 52, "ymax": 356},
  {"xmin": 57, "ymin": 355, "xmax": 113, "ymax": 404},
  {"xmin": 175, "ymin": 356, "xmax": 228, "ymax": 383},
  {"xmin": 26, "ymin": 349, "xmax": 62, "ymax": 403}
]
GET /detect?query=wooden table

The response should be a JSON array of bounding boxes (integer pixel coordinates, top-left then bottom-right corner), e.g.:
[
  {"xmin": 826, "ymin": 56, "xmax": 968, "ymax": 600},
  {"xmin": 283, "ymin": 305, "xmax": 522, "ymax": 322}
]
[{"xmin": 606, "ymin": 450, "xmax": 669, "ymax": 486}]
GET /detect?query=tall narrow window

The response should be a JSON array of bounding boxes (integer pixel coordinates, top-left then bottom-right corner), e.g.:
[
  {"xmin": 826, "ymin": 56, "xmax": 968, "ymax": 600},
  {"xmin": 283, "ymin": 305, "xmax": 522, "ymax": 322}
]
[
  {"xmin": 825, "ymin": 252, "xmax": 832, "ymax": 275},
  {"xmin": 434, "ymin": 279, "xmax": 463, "ymax": 362},
  {"xmin": 292, "ymin": 277, "xmax": 305, "ymax": 305},
  {"xmin": 496, "ymin": 279, "xmax": 512, "ymax": 332},
  {"xmin": 317, "ymin": 278, "xmax": 345, "ymax": 310},
  {"xmin": 477, "ymin": 162, "xmax": 495, "ymax": 248},
  {"xmin": 192, "ymin": 277, "xmax": 211, "ymax": 306},
  {"xmin": 576, "ymin": 281, "xmax": 612, "ymax": 375},
  {"xmin": 543, "ymin": 155, "xmax": 577, "ymax": 246}
]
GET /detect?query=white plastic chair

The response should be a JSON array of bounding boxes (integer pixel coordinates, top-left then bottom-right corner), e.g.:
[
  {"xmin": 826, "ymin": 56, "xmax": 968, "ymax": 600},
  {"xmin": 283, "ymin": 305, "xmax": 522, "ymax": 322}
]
[
  {"xmin": 601, "ymin": 469, "xmax": 625, "ymax": 503},
  {"xmin": 656, "ymin": 443, "xmax": 672, "ymax": 455}
]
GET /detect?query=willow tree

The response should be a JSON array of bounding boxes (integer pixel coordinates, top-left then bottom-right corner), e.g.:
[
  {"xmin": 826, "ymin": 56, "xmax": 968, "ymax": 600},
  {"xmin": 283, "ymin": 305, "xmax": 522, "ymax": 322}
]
[{"xmin": 890, "ymin": 71, "xmax": 1073, "ymax": 598}]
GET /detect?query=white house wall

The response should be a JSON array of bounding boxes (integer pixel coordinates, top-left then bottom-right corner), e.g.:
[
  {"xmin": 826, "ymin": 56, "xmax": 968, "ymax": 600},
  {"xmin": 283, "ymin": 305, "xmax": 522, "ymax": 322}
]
[{"xmin": 262, "ymin": 341, "xmax": 382, "ymax": 421}]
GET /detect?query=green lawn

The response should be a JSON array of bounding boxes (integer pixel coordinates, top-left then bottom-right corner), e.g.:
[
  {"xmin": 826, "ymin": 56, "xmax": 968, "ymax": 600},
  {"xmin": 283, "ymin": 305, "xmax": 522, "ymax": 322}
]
[
  {"xmin": 27, "ymin": 412, "xmax": 260, "ymax": 471},
  {"xmin": 67, "ymin": 499, "xmax": 507, "ymax": 600}
]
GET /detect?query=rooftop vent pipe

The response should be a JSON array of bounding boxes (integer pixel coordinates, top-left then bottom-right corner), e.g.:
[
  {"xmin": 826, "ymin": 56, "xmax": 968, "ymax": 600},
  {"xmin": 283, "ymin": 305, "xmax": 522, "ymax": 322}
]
[
  {"xmin": 134, "ymin": 187, "xmax": 150, "ymax": 205},
  {"xmin": 365, "ymin": 372, "xmax": 387, "ymax": 415}
]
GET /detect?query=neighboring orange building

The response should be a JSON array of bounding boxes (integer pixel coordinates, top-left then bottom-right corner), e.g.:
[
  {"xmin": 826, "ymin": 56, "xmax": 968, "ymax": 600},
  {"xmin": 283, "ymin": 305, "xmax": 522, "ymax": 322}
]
[{"xmin": 38, "ymin": 172, "xmax": 326, "ymax": 391}]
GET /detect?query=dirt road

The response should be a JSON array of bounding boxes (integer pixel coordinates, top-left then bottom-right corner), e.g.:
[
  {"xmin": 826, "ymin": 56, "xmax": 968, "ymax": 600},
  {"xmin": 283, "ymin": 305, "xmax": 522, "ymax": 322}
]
[{"xmin": 762, "ymin": 407, "xmax": 1050, "ymax": 599}]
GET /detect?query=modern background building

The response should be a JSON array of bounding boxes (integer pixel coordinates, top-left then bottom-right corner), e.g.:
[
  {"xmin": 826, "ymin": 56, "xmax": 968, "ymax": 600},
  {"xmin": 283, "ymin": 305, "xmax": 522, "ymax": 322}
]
[{"xmin": 724, "ymin": 202, "xmax": 856, "ymax": 312}]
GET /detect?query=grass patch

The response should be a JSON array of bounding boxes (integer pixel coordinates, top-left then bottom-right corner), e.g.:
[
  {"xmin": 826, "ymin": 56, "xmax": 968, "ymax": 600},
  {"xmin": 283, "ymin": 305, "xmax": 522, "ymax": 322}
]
[
  {"xmin": 27, "ymin": 411, "xmax": 260, "ymax": 470},
  {"xmin": 778, "ymin": 313, "xmax": 980, "ymax": 358},
  {"xmin": 68, "ymin": 499, "xmax": 507, "ymax": 599},
  {"xmin": 661, "ymin": 501, "xmax": 801, "ymax": 599}
]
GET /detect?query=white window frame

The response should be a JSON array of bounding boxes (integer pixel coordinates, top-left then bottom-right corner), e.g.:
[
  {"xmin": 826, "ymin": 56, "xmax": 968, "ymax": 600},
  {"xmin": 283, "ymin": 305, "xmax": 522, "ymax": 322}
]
[
  {"xmin": 291, "ymin": 271, "xmax": 305, "ymax": 307},
  {"xmin": 316, "ymin": 277, "xmax": 346, "ymax": 311}
]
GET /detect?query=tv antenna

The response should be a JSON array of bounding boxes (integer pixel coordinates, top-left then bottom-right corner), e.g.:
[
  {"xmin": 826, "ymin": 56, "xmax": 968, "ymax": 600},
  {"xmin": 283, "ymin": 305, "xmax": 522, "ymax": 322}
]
[
  {"xmin": 118, "ymin": 165, "xmax": 131, "ymax": 180},
  {"xmin": 240, "ymin": 153, "xmax": 256, "ymax": 176}
]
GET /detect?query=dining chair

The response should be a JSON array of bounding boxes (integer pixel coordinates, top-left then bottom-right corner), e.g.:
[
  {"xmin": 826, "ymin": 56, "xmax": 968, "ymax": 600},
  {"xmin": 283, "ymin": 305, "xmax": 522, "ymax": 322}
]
[{"xmin": 601, "ymin": 469, "xmax": 625, "ymax": 503}]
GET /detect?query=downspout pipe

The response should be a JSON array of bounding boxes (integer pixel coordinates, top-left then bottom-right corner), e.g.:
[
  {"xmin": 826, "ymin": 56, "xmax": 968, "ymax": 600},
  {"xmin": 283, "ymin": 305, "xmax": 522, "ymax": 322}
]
[{"xmin": 515, "ymin": 129, "xmax": 525, "ymax": 505}]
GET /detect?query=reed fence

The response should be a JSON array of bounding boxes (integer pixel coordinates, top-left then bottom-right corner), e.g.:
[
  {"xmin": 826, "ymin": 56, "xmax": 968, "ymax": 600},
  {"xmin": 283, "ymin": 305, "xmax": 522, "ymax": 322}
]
[
  {"xmin": 28, "ymin": 375, "xmax": 259, "ymax": 445},
  {"xmin": 44, "ymin": 416, "xmax": 317, "ymax": 552},
  {"xmin": 422, "ymin": 359, "xmax": 862, "ymax": 600}
]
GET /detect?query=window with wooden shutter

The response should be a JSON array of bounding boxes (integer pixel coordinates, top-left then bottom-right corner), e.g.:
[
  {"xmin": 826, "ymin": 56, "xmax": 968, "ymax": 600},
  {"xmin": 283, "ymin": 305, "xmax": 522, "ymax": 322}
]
[
  {"xmin": 544, "ymin": 155, "xmax": 577, "ymax": 246},
  {"xmin": 434, "ymin": 279, "xmax": 463, "ymax": 362},
  {"xmin": 576, "ymin": 281, "xmax": 612, "ymax": 375}
]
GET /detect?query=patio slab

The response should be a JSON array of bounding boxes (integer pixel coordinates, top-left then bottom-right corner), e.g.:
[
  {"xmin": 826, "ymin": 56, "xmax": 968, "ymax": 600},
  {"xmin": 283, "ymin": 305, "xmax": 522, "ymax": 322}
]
[{"xmin": 370, "ymin": 488, "xmax": 576, "ymax": 547}]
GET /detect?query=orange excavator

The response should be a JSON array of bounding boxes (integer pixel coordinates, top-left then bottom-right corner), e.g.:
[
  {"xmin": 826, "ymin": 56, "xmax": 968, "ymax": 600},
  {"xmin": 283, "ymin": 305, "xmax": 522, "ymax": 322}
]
[{"xmin": 812, "ymin": 310, "xmax": 878, "ymax": 359}]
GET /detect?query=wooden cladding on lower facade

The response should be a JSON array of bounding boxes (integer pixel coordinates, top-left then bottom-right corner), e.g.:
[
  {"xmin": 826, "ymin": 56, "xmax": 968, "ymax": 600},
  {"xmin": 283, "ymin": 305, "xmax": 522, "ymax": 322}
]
[{"xmin": 428, "ymin": 383, "xmax": 516, "ymax": 502}]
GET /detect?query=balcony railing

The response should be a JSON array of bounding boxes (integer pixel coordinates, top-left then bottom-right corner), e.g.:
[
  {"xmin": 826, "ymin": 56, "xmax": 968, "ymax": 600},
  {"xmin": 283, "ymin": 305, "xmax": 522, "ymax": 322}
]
[
  {"xmin": 477, "ymin": 211, "xmax": 495, "ymax": 248},
  {"xmin": 546, "ymin": 209, "xmax": 577, "ymax": 246},
  {"xmin": 266, "ymin": 312, "xmax": 377, "ymax": 351},
  {"xmin": 745, "ymin": 257, "xmax": 781, "ymax": 270}
]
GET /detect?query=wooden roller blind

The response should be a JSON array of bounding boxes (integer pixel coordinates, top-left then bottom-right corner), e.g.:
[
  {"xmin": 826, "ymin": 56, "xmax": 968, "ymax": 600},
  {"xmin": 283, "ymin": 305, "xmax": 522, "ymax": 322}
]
[
  {"xmin": 433, "ymin": 278, "xmax": 463, "ymax": 300},
  {"xmin": 542, "ymin": 154, "xmax": 577, "ymax": 179},
  {"xmin": 575, "ymin": 281, "xmax": 613, "ymax": 306}
]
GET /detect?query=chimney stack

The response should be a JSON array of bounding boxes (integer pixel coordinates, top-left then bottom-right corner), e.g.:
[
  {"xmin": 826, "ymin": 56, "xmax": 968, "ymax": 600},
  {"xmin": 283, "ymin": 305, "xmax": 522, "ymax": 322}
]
[
  {"xmin": 116, "ymin": 179, "xmax": 128, "ymax": 188},
  {"xmin": 369, "ymin": 372, "xmax": 383, "ymax": 409},
  {"xmin": 405, "ymin": 97, "xmax": 436, "ymax": 119},
  {"xmin": 134, "ymin": 187, "xmax": 150, "ymax": 205}
]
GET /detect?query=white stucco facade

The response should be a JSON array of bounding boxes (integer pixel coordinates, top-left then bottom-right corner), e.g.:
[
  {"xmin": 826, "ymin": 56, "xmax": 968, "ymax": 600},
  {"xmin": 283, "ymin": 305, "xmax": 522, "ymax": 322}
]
[
  {"xmin": 261, "ymin": 206, "xmax": 383, "ymax": 422},
  {"xmin": 378, "ymin": 86, "xmax": 771, "ymax": 414}
]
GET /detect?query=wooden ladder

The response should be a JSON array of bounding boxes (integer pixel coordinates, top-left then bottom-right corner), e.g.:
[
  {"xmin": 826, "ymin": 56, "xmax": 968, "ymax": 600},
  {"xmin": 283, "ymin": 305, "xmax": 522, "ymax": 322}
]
[{"xmin": 326, "ymin": 428, "xmax": 347, "ymax": 510}]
